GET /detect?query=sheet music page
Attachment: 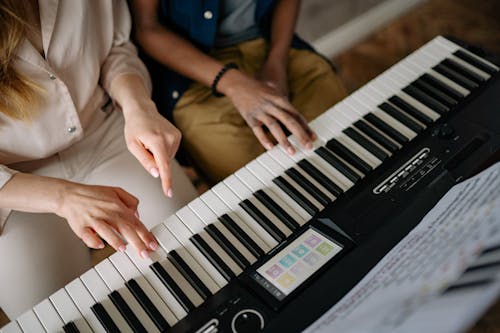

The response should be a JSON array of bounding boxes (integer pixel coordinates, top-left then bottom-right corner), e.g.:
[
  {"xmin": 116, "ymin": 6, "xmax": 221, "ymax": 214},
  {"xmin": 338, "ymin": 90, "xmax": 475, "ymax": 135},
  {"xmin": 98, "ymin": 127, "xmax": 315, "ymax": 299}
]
[{"xmin": 304, "ymin": 161, "xmax": 500, "ymax": 333}]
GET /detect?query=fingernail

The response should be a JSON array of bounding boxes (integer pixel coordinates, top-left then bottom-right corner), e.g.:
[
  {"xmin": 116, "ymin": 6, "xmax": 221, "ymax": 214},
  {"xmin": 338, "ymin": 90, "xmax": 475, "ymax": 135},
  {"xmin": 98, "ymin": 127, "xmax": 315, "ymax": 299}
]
[
  {"xmin": 98, "ymin": 243, "xmax": 105, "ymax": 249},
  {"xmin": 118, "ymin": 245, "xmax": 126, "ymax": 253},
  {"xmin": 167, "ymin": 188, "xmax": 173, "ymax": 198},
  {"xmin": 141, "ymin": 250, "xmax": 150, "ymax": 259},
  {"xmin": 150, "ymin": 167, "xmax": 159, "ymax": 178},
  {"xmin": 306, "ymin": 142, "xmax": 313, "ymax": 150},
  {"xmin": 287, "ymin": 146, "xmax": 295, "ymax": 155},
  {"xmin": 149, "ymin": 241, "xmax": 158, "ymax": 251},
  {"xmin": 265, "ymin": 143, "xmax": 273, "ymax": 150},
  {"xmin": 134, "ymin": 210, "xmax": 140, "ymax": 219}
]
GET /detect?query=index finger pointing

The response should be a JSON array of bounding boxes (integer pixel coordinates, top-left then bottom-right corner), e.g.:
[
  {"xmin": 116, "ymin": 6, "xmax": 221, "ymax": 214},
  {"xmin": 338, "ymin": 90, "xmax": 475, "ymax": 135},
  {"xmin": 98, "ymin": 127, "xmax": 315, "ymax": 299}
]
[{"xmin": 150, "ymin": 145, "xmax": 173, "ymax": 197}]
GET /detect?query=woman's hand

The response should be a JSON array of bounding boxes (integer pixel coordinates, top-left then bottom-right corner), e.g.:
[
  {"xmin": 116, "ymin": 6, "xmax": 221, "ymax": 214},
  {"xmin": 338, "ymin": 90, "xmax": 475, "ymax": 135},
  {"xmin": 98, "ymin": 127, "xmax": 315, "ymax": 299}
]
[
  {"xmin": 122, "ymin": 100, "xmax": 181, "ymax": 198},
  {"xmin": 220, "ymin": 69, "xmax": 316, "ymax": 154},
  {"xmin": 55, "ymin": 181, "xmax": 158, "ymax": 258}
]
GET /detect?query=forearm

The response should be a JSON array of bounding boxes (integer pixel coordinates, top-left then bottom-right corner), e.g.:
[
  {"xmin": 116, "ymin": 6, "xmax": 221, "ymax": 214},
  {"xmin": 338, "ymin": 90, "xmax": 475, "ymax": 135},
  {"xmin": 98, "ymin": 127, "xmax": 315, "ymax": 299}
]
[
  {"xmin": 267, "ymin": 0, "xmax": 300, "ymax": 62},
  {"xmin": 0, "ymin": 173, "xmax": 66, "ymax": 215},
  {"xmin": 137, "ymin": 25, "xmax": 224, "ymax": 88},
  {"xmin": 108, "ymin": 73, "xmax": 155, "ymax": 118}
]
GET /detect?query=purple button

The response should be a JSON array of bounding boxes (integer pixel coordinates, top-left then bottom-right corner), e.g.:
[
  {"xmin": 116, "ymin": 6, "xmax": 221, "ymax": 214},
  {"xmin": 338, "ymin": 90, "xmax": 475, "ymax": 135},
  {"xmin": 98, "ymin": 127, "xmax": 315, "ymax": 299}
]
[
  {"xmin": 305, "ymin": 235, "xmax": 322, "ymax": 248},
  {"xmin": 266, "ymin": 264, "xmax": 284, "ymax": 279}
]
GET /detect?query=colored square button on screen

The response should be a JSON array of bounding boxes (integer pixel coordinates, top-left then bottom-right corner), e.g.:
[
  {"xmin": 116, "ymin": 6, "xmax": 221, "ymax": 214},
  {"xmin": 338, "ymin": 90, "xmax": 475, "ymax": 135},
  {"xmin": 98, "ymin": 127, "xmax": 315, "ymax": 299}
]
[
  {"xmin": 266, "ymin": 264, "xmax": 284, "ymax": 279},
  {"xmin": 290, "ymin": 262, "xmax": 308, "ymax": 277},
  {"xmin": 277, "ymin": 273, "xmax": 296, "ymax": 288},
  {"xmin": 305, "ymin": 235, "xmax": 322, "ymax": 247},
  {"xmin": 292, "ymin": 244, "xmax": 309, "ymax": 258},
  {"xmin": 303, "ymin": 252, "xmax": 321, "ymax": 266},
  {"xmin": 279, "ymin": 254, "xmax": 297, "ymax": 268},
  {"xmin": 316, "ymin": 242, "xmax": 335, "ymax": 255}
]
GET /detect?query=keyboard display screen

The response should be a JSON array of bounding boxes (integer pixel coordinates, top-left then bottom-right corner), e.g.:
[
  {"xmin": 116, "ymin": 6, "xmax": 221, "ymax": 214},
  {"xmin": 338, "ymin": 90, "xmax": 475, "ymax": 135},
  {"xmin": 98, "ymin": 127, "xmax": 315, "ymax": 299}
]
[{"xmin": 253, "ymin": 228, "xmax": 343, "ymax": 300}]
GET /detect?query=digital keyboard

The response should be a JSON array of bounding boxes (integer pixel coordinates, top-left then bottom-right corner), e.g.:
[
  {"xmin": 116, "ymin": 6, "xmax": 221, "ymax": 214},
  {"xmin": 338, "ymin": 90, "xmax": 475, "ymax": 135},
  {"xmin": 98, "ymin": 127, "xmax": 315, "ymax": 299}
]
[{"xmin": 2, "ymin": 36, "xmax": 500, "ymax": 333}]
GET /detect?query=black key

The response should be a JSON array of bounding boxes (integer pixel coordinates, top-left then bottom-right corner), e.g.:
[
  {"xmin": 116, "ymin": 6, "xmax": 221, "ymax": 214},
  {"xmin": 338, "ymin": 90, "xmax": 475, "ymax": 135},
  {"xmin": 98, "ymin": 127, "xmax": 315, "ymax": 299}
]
[
  {"xmin": 353, "ymin": 120, "xmax": 399, "ymax": 153},
  {"xmin": 109, "ymin": 290, "xmax": 146, "ymax": 333},
  {"xmin": 240, "ymin": 199, "xmax": 286, "ymax": 242},
  {"xmin": 168, "ymin": 250, "xmax": 212, "ymax": 300},
  {"xmin": 285, "ymin": 168, "xmax": 331, "ymax": 206},
  {"xmin": 420, "ymin": 73, "xmax": 463, "ymax": 100},
  {"xmin": 254, "ymin": 189, "xmax": 300, "ymax": 230},
  {"xmin": 364, "ymin": 113, "xmax": 408, "ymax": 145},
  {"xmin": 413, "ymin": 78, "xmax": 457, "ymax": 106},
  {"xmin": 433, "ymin": 63, "xmax": 478, "ymax": 90},
  {"xmin": 454, "ymin": 49, "xmax": 498, "ymax": 75},
  {"xmin": 403, "ymin": 85, "xmax": 449, "ymax": 114},
  {"xmin": 205, "ymin": 224, "xmax": 250, "ymax": 269},
  {"xmin": 91, "ymin": 303, "xmax": 120, "ymax": 333},
  {"xmin": 126, "ymin": 279, "xmax": 170, "ymax": 331},
  {"xmin": 442, "ymin": 58, "xmax": 485, "ymax": 83},
  {"xmin": 62, "ymin": 321, "xmax": 80, "ymax": 333},
  {"xmin": 190, "ymin": 234, "xmax": 235, "ymax": 281},
  {"xmin": 326, "ymin": 138, "xmax": 372, "ymax": 174},
  {"xmin": 150, "ymin": 261, "xmax": 196, "ymax": 312},
  {"xmin": 315, "ymin": 146, "xmax": 362, "ymax": 182},
  {"xmin": 298, "ymin": 159, "xmax": 344, "ymax": 197},
  {"xmin": 343, "ymin": 127, "xmax": 389, "ymax": 161},
  {"xmin": 389, "ymin": 95, "xmax": 434, "ymax": 124},
  {"xmin": 273, "ymin": 176, "xmax": 319, "ymax": 216},
  {"xmin": 443, "ymin": 278, "xmax": 493, "ymax": 294},
  {"xmin": 378, "ymin": 103, "xmax": 424, "ymax": 133},
  {"xmin": 219, "ymin": 214, "xmax": 264, "ymax": 258}
]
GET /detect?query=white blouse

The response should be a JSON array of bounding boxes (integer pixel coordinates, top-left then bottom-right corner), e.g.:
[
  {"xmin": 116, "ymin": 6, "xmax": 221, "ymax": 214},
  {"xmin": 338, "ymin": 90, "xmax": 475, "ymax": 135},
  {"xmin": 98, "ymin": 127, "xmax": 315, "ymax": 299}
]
[{"xmin": 0, "ymin": 0, "xmax": 152, "ymax": 232}]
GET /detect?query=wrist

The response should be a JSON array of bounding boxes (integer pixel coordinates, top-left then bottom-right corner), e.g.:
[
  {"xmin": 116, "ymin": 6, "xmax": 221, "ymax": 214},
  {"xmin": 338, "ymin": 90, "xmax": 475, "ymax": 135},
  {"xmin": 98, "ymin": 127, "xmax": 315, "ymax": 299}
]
[
  {"xmin": 121, "ymin": 99, "xmax": 157, "ymax": 118},
  {"xmin": 216, "ymin": 68, "xmax": 249, "ymax": 98},
  {"xmin": 267, "ymin": 47, "xmax": 289, "ymax": 65}
]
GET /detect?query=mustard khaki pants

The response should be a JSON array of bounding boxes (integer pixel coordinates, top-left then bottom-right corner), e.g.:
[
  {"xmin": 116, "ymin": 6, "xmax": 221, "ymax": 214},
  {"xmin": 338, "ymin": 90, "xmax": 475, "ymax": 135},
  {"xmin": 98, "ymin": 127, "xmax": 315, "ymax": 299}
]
[{"xmin": 173, "ymin": 38, "xmax": 347, "ymax": 184}]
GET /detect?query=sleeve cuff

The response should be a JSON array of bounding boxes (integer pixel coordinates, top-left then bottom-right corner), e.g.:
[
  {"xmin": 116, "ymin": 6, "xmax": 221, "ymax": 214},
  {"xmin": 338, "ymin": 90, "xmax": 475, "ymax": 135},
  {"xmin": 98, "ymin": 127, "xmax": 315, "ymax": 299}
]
[{"xmin": 0, "ymin": 165, "xmax": 18, "ymax": 190}]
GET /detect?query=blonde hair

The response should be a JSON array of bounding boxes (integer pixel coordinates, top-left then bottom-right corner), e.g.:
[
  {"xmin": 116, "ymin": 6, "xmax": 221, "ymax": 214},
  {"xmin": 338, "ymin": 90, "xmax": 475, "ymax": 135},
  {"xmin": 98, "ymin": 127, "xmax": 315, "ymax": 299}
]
[{"xmin": 0, "ymin": 0, "xmax": 41, "ymax": 120}]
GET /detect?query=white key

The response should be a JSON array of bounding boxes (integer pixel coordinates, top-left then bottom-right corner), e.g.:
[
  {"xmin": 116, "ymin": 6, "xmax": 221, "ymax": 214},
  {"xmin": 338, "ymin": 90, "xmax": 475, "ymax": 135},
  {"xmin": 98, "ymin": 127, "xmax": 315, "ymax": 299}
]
[
  {"xmin": 397, "ymin": 91, "xmax": 441, "ymax": 121},
  {"xmin": 157, "ymin": 211, "xmax": 222, "ymax": 293},
  {"xmin": 170, "ymin": 212, "xmax": 243, "ymax": 276},
  {"xmin": 435, "ymin": 36, "xmax": 499, "ymax": 71},
  {"xmin": 245, "ymin": 160, "xmax": 313, "ymax": 222},
  {"xmin": 95, "ymin": 259, "xmax": 160, "ymax": 333},
  {"xmin": 0, "ymin": 321, "xmax": 22, "ymax": 333},
  {"xmin": 33, "ymin": 299, "xmax": 64, "ymax": 333},
  {"xmin": 286, "ymin": 134, "xmax": 355, "ymax": 192},
  {"xmin": 17, "ymin": 310, "xmax": 45, "ymax": 333},
  {"xmin": 126, "ymin": 247, "xmax": 187, "ymax": 321},
  {"xmin": 235, "ymin": 167, "xmax": 306, "ymax": 225},
  {"xmin": 426, "ymin": 42, "xmax": 490, "ymax": 79},
  {"xmin": 65, "ymin": 279, "xmax": 106, "ymax": 332},
  {"xmin": 200, "ymin": 191, "xmax": 272, "ymax": 252},
  {"xmin": 407, "ymin": 50, "xmax": 470, "ymax": 96},
  {"xmin": 159, "ymin": 257, "xmax": 204, "ymax": 307},
  {"xmin": 81, "ymin": 269, "xmax": 133, "ymax": 333},
  {"xmin": 400, "ymin": 59, "xmax": 449, "ymax": 93},
  {"xmin": 153, "ymin": 223, "xmax": 227, "ymax": 290},
  {"xmin": 224, "ymin": 175, "xmax": 293, "ymax": 237},
  {"xmin": 261, "ymin": 150, "xmax": 324, "ymax": 209},
  {"xmin": 109, "ymin": 252, "xmax": 178, "ymax": 327},
  {"xmin": 50, "ymin": 289, "xmax": 93, "ymax": 333},
  {"xmin": 270, "ymin": 146, "xmax": 339, "ymax": 199},
  {"xmin": 189, "ymin": 198, "xmax": 257, "ymax": 264},
  {"xmin": 372, "ymin": 109, "xmax": 417, "ymax": 140},
  {"xmin": 211, "ymin": 183, "xmax": 278, "ymax": 249},
  {"xmin": 311, "ymin": 121, "xmax": 369, "ymax": 177}
]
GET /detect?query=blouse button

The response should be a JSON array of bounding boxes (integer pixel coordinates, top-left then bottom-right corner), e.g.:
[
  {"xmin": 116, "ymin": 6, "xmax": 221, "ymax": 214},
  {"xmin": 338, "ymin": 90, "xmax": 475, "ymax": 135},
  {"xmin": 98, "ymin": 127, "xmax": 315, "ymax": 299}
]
[
  {"xmin": 49, "ymin": 74, "xmax": 56, "ymax": 80},
  {"xmin": 203, "ymin": 10, "xmax": 213, "ymax": 20},
  {"xmin": 172, "ymin": 90, "xmax": 179, "ymax": 99},
  {"xmin": 67, "ymin": 126, "xmax": 76, "ymax": 133}
]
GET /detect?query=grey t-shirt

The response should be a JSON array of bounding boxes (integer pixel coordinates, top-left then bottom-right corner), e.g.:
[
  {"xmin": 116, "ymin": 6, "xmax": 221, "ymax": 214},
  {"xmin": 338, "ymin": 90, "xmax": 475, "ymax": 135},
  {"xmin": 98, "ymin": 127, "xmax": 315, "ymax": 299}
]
[{"xmin": 214, "ymin": 0, "xmax": 261, "ymax": 48}]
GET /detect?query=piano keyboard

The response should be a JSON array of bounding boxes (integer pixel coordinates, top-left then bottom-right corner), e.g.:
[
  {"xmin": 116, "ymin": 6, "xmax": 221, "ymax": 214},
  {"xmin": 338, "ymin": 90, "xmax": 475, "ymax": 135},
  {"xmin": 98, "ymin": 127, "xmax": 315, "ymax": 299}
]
[{"xmin": 2, "ymin": 36, "xmax": 499, "ymax": 333}]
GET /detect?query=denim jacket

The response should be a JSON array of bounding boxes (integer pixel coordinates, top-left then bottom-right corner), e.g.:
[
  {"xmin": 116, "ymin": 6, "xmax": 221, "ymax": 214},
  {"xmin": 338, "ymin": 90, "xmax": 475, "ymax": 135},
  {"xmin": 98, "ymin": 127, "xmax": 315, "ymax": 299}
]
[{"xmin": 139, "ymin": 0, "xmax": 313, "ymax": 120}]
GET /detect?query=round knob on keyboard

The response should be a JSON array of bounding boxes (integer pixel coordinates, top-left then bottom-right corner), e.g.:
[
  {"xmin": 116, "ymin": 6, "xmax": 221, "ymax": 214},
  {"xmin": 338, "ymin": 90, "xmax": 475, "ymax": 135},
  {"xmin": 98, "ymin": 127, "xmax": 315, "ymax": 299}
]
[{"xmin": 231, "ymin": 309, "xmax": 265, "ymax": 333}]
